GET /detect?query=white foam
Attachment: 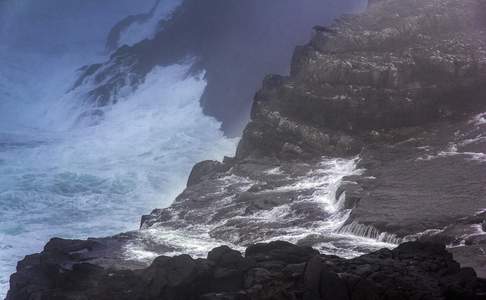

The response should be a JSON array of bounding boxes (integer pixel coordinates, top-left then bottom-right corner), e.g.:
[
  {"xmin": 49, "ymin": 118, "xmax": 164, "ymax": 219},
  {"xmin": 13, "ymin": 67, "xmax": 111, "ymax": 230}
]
[
  {"xmin": 0, "ymin": 2, "xmax": 213, "ymax": 296},
  {"xmin": 0, "ymin": 64, "xmax": 236, "ymax": 296},
  {"xmin": 124, "ymin": 157, "xmax": 394, "ymax": 262},
  {"xmin": 471, "ymin": 112, "xmax": 486, "ymax": 126},
  {"xmin": 125, "ymin": 225, "xmax": 243, "ymax": 262},
  {"xmin": 264, "ymin": 167, "xmax": 284, "ymax": 175},
  {"xmin": 417, "ymin": 141, "xmax": 486, "ymax": 163}
]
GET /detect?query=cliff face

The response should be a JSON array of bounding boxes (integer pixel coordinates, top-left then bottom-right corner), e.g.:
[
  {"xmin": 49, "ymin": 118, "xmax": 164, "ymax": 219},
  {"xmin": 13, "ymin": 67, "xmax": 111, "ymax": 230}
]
[
  {"xmin": 233, "ymin": 0, "xmax": 486, "ymax": 273},
  {"xmin": 7, "ymin": 0, "xmax": 486, "ymax": 299},
  {"xmin": 141, "ymin": 0, "xmax": 486, "ymax": 272},
  {"xmin": 245, "ymin": 0, "xmax": 486, "ymax": 273},
  {"xmin": 238, "ymin": 0, "xmax": 486, "ymax": 159}
]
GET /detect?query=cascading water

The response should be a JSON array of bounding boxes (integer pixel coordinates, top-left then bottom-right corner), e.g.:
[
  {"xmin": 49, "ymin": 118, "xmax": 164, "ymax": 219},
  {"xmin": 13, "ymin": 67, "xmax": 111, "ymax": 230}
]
[
  {"xmin": 123, "ymin": 157, "xmax": 397, "ymax": 264},
  {"xmin": 0, "ymin": 0, "xmax": 235, "ymax": 296}
]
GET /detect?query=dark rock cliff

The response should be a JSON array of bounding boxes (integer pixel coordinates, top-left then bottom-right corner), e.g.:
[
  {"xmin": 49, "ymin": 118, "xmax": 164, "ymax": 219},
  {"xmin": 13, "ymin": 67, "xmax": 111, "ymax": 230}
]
[
  {"xmin": 237, "ymin": 0, "xmax": 486, "ymax": 159},
  {"xmin": 7, "ymin": 0, "xmax": 486, "ymax": 299}
]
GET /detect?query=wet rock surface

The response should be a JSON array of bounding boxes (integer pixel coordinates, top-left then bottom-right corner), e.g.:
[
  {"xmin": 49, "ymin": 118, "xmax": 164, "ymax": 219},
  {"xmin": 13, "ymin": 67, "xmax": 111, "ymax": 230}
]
[
  {"xmin": 7, "ymin": 0, "xmax": 486, "ymax": 297},
  {"xmin": 7, "ymin": 241, "xmax": 486, "ymax": 300},
  {"xmin": 238, "ymin": 0, "xmax": 486, "ymax": 159},
  {"xmin": 234, "ymin": 0, "xmax": 486, "ymax": 278},
  {"xmin": 343, "ymin": 119, "xmax": 486, "ymax": 236}
]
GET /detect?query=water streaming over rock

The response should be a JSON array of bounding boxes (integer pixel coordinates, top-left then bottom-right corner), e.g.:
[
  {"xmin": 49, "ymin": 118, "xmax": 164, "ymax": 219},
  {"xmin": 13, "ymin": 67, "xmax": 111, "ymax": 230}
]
[{"xmin": 0, "ymin": 0, "xmax": 382, "ymax": 297}]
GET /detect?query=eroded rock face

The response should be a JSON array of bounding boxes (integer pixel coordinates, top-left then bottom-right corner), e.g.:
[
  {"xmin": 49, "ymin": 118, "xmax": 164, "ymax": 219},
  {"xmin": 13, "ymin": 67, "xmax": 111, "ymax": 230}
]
[
  {"xmin": 237, "ymin": 0, "xmax": 486, "ymax": 160},
  {"xmin": 230, "ymin": 0, "xmax": 486, "ymax": 276},
  {"xmin": 6, "ymin": 241, "xmax": 486, "ymax": 300},
  {"xmin": 140, "ymin": 157, "xmax": 363, "ymax": 250},
  {"xmin": 7, "ymin": 0, "xmax": 486, "ymax": 297}
]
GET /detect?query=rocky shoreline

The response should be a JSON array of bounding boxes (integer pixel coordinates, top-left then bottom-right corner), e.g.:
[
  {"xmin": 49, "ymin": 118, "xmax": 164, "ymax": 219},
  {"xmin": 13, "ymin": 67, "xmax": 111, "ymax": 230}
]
[
  {"xmin": 7, "ymin": 239, "xmax": 486, "ymax": 299},
  {"xmin": 6, "ymin": 0, "xmax": 486, "ymax": 298}
]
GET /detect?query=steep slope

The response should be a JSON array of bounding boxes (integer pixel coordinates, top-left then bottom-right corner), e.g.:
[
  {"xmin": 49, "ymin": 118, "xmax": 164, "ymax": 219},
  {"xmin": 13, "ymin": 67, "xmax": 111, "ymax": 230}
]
[
  {"xmin": 6, "ymin": 0, "xmax": 486, "ymax": 299},
  {"xmin": 141, "ymin": 0, "xmax": 486, "ymax": 273}
]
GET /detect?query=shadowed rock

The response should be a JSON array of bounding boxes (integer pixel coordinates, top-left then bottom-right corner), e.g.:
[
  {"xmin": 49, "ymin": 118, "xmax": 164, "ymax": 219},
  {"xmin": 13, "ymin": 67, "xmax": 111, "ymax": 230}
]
[{"xmin": 6, "ymin": 241, "xmax": 486, "ymax": 299}]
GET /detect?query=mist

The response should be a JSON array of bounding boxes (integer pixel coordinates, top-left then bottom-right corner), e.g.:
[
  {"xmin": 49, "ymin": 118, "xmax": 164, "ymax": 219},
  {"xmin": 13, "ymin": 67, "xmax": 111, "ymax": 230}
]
[{"xmin": 74, "ymin": 0, "xmax": 368, "ymax": 135}]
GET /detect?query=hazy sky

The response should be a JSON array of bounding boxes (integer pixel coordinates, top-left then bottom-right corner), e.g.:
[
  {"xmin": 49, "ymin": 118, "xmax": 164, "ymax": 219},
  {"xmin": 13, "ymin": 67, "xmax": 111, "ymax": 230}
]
[{"xmin": 0, "ymin": 0, "xmax": 156, "ymax": 53}]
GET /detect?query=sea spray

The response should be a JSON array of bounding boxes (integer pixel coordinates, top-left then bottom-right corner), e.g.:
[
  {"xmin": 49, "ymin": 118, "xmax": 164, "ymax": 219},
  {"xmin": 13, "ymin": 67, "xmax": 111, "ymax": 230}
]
[{"xmin": 0, "ymin": 62, "xmax": 236, "ymax": 297}]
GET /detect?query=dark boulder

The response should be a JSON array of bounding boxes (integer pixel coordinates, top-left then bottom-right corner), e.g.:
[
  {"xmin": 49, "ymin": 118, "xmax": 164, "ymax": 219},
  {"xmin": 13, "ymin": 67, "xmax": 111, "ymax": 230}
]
[
  {"xmin": 303, "ymin": 256, "xmax": 380, "ymax": 300},
  {"xmin": 143, "ymin": 254, "xmax": 212, "ymax": 299},
  {"xmin": 187, "ymin": 160, "xmax": 230, "ymax": 187},
  {"xmin": 245, "ymin": 241, "xmax": 319, "ymax": 264},
  {"xmin": 7, "ymin": 241, "xmax": 486, "ymax": 299}
]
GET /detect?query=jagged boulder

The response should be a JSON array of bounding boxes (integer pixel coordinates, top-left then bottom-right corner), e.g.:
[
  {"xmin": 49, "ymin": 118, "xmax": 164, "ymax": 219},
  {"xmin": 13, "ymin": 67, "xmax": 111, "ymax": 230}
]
[{"xmin": 7, "ymin": 241, "xmax": 486, "ymax": 299}]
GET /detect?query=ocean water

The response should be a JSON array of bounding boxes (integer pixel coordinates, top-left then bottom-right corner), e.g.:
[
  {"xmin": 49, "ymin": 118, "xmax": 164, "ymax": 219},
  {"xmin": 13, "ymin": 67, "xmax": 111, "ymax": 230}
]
[
  {"xmin": 0, "ymin": 0, "xmax": 383, "ymax": 297},
  {"xmin": 0, "ymin": 0, "xmax": 238, "ymax": 296},
  {"xmin": 0, "ymin": 62, "xmax": 236, "ymax": 296}
]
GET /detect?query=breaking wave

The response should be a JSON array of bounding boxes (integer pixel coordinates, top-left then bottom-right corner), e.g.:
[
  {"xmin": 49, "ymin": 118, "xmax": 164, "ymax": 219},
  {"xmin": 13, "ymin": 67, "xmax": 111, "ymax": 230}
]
[{"xmin": 0, "ymin": 1, "xmax": 235, "ymax": 296}]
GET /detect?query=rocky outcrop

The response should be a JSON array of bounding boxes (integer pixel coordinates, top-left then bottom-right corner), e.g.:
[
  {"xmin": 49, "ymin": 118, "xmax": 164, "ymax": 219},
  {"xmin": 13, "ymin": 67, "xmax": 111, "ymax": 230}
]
[
  {"xmin": 237, "ymin": 0, "xmax": 486, "ymax": 159},
  {"xmin": 140, "ymin": 0, "xmax": 486, "ymax": 276},
  {"xmin": 7, "ymin": 0, "xmax": 486, "ymax": 298},
  {"xmin": 7, "ymin": 241, "xmax": 486, "ymax": 299}
]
